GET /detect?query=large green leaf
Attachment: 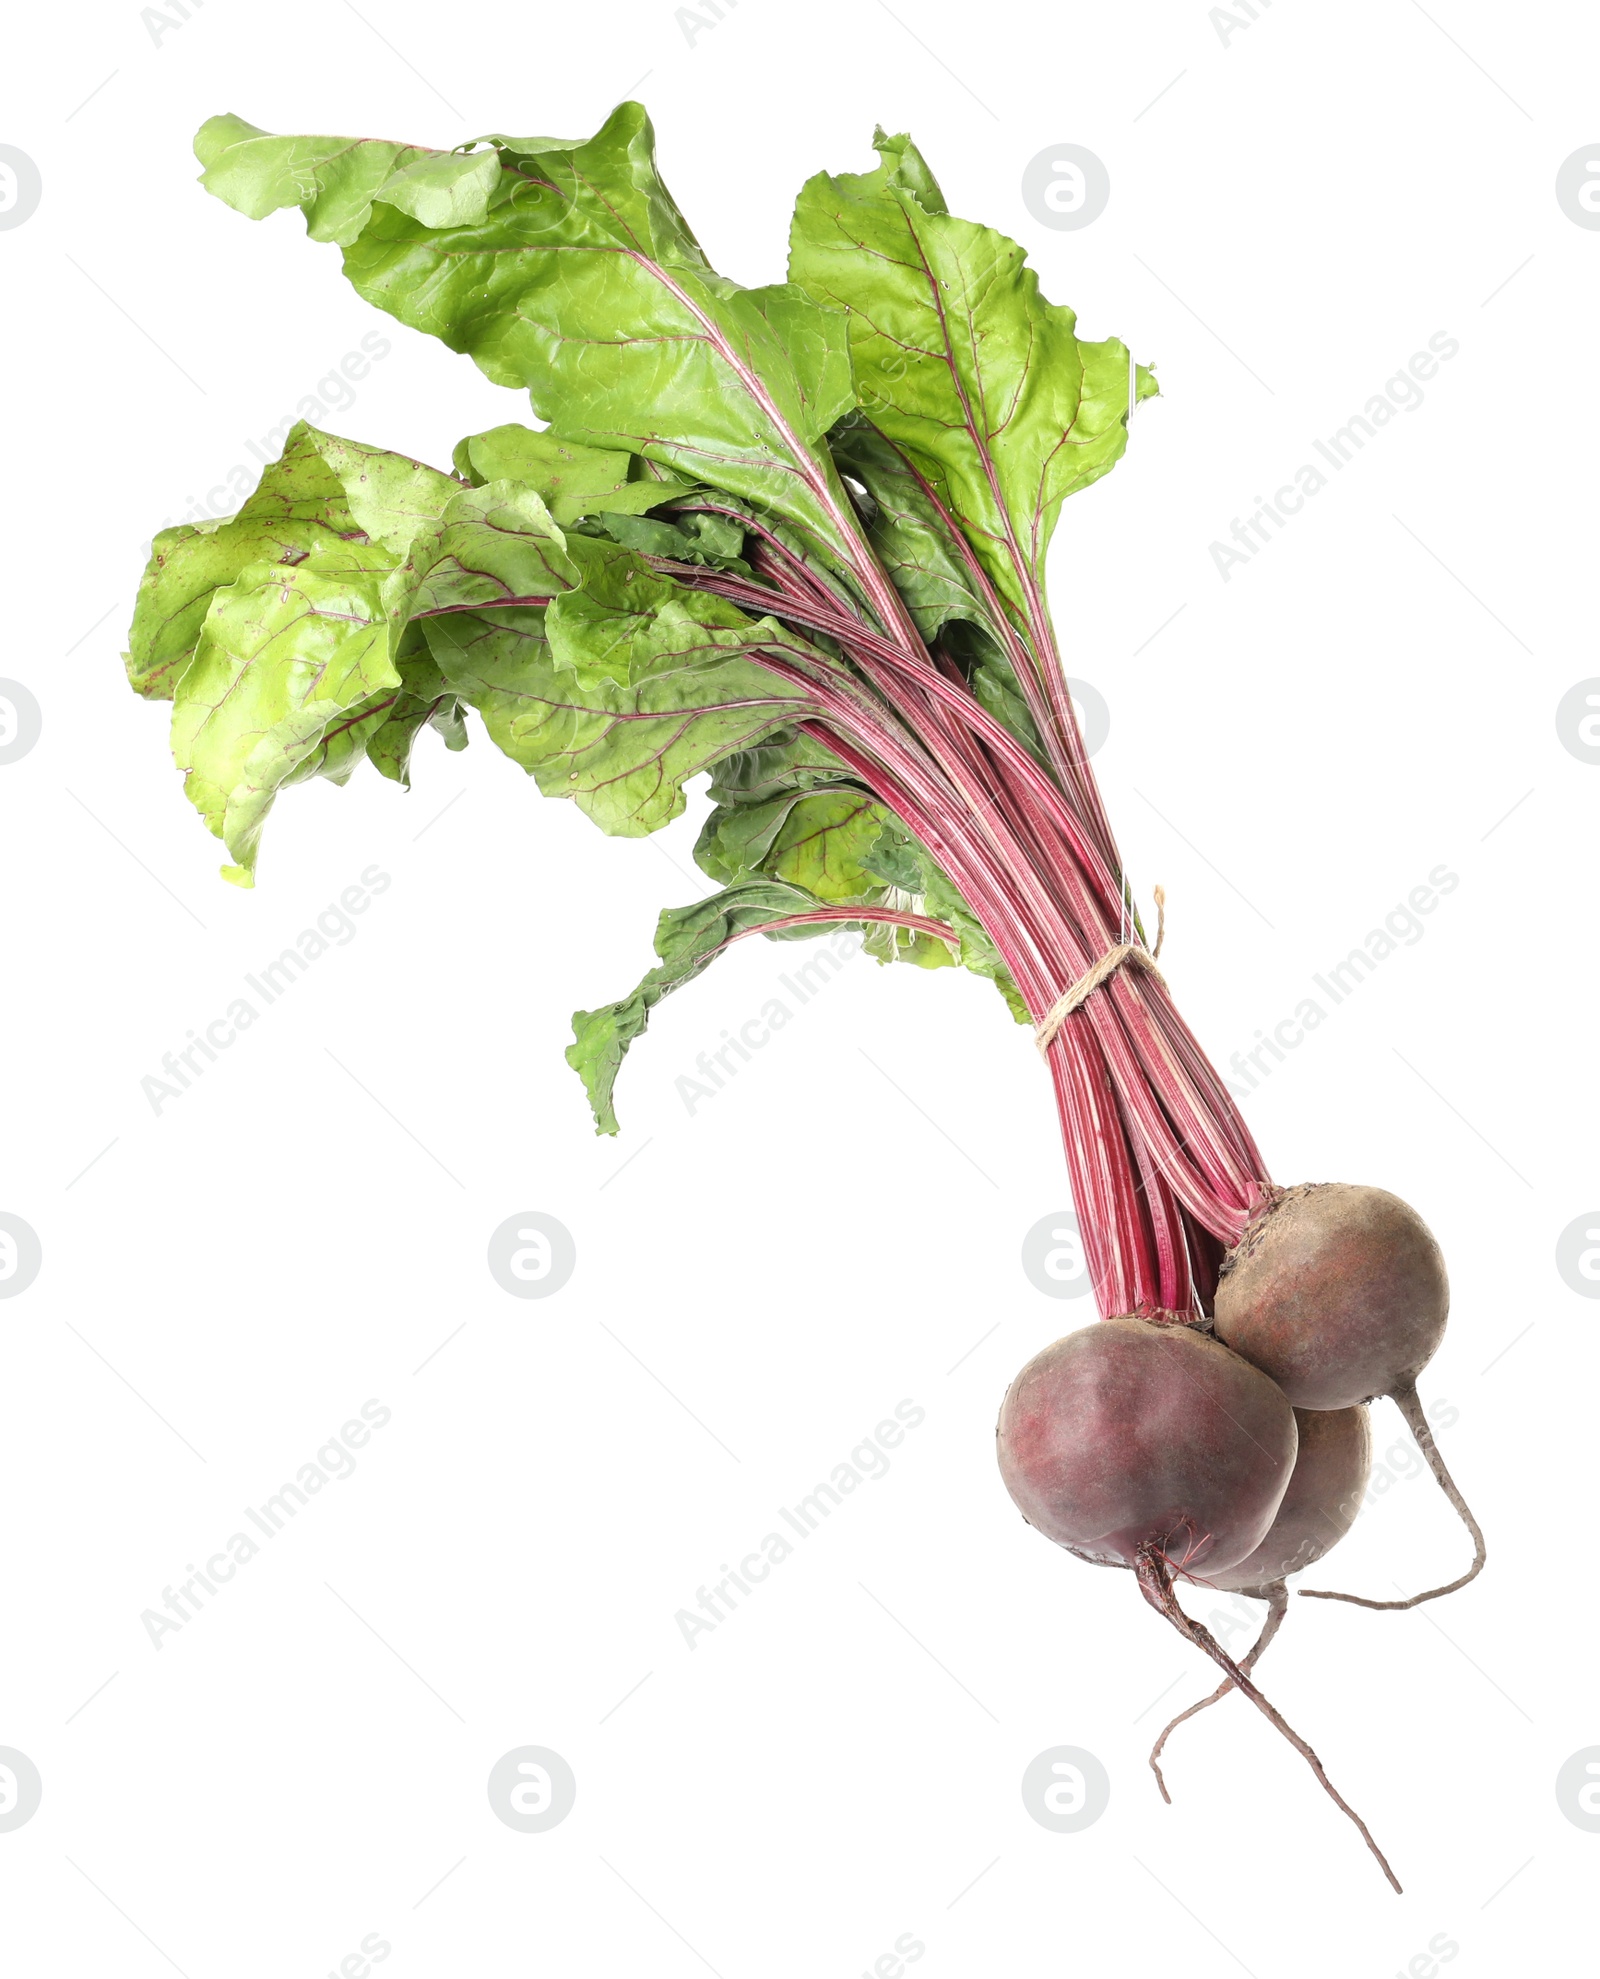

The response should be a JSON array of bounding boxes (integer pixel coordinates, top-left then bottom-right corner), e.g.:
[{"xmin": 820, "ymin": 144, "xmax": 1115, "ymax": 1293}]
[
  {"xmin": 420, "ymin": 548, "xmax": 820, "ymax": 836},
  {"xmin": 171, "ymin": 540, "xmax": 416, "ymax": 886},
  {"xmin": 197, "ymin": 103, "xmax": 867, "ymax": 576},
  {"xmin": 567, "ymin": 879, "xmax": 839, "ymax": 1134},
  {"xmin": 125, "ymin": 421, "xmax": 452, "ymax": 700},
  {"xmin": 790, "ymin": 132, "xmax": 1156, "ymax": 630},
  {"xmin": 162, "ymin": 443, "xmax": 560, "ymax": 882},
  {"xmin": 195, "ymin": 113, "xmax": 501, "ymax": 244}
]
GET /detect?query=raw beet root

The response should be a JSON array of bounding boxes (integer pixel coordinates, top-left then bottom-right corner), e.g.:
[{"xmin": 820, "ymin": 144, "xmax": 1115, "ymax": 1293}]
[
  {"xmin": 1211, "ymin": 1404, "xmax": 1372, "ymax": 1590},
  {"xmin": 1212, "ymin": 1184, "xmax": 1446, "ymax": 1410},
  {"xmin": 996, "ymin": 1316, "xmax": 1296, "ymax": 1575},
  {"xmin": 1000, "ymin": 1323, "xmax": 1402, "ymax": 1890},
  {"xmin": 1214, "ymin": 1184, "xmax": 1484, "ymax": 1607}
]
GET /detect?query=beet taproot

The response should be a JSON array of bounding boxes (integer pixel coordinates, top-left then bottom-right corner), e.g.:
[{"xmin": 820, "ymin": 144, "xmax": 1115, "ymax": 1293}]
[
  {"xmin": 1213, "ymin": 1185, "xmax": 1484, "ymax": 1607},
  {"xmin": 998, "ymin": 1319, "xmax": 1400, "ymax": 1890},
  {"xmin": 1148, "ymin": 1405, "xmax": 1372, "ymax": 1795}
]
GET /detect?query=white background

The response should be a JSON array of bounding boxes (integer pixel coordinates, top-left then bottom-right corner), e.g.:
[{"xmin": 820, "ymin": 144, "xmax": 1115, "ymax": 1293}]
[{"xmin": 1, "ymin": 2, "xmax": 1593, "ymax": 1973}]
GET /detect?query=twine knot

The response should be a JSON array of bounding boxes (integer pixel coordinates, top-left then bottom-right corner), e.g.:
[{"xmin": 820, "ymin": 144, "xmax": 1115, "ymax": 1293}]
[{"xmin": 1035, "ymin": 886, "xmax": 1166, "ymax": 1057}]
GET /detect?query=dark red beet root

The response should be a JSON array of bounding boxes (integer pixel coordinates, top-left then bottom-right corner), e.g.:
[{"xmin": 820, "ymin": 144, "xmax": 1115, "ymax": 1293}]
[
  {"xmin": 998, "ymin": 1327, "xmax": 1400, "ymax": 1889},
  {"xmin": 996, "ymin": 1316, "xmax": 1296, "ymax": 1576},
  {"xmin": 1212, "ymin": 1404, "xmax": 1372, "ymax": 1590},
  {"xmin": 1214, "ymin": 1185, "xmax": 1484, "ymax": 1605},
  {"xmin": 1212, "ymin": 1184, "xmax": 1447, "ymax": 1410}
]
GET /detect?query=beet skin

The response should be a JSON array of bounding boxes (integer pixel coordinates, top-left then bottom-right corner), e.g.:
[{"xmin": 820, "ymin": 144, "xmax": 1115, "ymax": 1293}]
[
  {"xmin": 997, "ymin": 1316, "xmax": 1297, "ymax": 1576},
  {"xmin": 1213, "ymin": 1184, "xmax": 1448, "ymax": 1410},
  {"xmin": 1211, "ymin": 1404, "xmax": 1371, "ymax": 1591}
]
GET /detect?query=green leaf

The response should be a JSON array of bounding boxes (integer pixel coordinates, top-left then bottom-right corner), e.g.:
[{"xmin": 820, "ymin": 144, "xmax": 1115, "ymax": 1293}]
[
  {"xmin": 859, "ymin": 820, "xmax": 923, "ymax": 893},
  {"xmin": 160, "ymin": 441, "xmax": 556, "ymax": 881},
  {"xmin": 826, "ymin": 413, "xmax": 1046, "ymax": 761},
  {"xmin": 195, "ymin": 114, "xmax": 501, "ymax": 245},
  {"xmin": 702, "ymin": 728, "xmax": 854, "ymax": 806},
  {"xmin": 172, "ymin": 540, "xmax": 415, "ymax": 886},
  {"xmin": 589, "ymin": 508, "xmax": 750, "ymax": 571},
  {"xmin": 406, "ymin": 481, "xmax": 576, "ymax": 615},
  {"xmin": 124, "ymin": 420, "xmax": 444, "ymax": 701},
  {"xmin": 700, "ymin": 738, "xmax": 1017, "ymax": 996},
  {"xmin": 567, "ymin": 879, "xmax": 833, "ymax": 1134},
  {"xmin": 694, "ymin": 787, "xmax": 889, "ymax": 901},
  {"xmin": 366, "ymin": 625, "xmax": 469, "ymax": 785},
  {"xmin": 694, "ymin": 737, "xmax": 964, "ymax": 975},
  {"xmin": 827, "ymin": 415, "xmax": 996, "ymax": 646},
  {"xmin": 421, "ymin": 549, "xmax": 818, "ymax": 836},
  {"xmin": 301, "ymin": 430, "xmax": 460, "ymax": 553},
  {"xmin": 945, "ymin": 618, "xmax": 1047, "ymax": 763},
  {"xmin": 451, "ymin": 423, "xmax": 691, "ymax": 523},
  {"xmin": 199, "ymin": 103, "xmax": 865, "ymax": 574},
  {"xmin": 790, "ymin": 131, "xmax": 1156, "ymax": 628}
]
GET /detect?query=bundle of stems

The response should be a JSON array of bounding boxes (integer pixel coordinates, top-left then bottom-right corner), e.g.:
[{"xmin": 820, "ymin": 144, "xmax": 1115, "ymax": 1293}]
[{"xmin": 640, "ymin": 480, "xmax": 1274, "ymax": 1321}]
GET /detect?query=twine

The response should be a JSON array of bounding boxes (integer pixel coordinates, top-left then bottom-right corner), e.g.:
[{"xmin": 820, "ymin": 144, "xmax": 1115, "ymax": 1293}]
[{"xmin": 1035, "ymin": 886, "xmax": 1166, "ymax": 1057}]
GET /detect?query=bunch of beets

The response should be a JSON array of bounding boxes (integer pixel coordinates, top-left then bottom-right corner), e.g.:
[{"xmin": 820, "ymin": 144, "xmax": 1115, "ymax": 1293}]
[{"xmin": 123, "ymin": 102, "xmax": 1483, "ymax": 1892}]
